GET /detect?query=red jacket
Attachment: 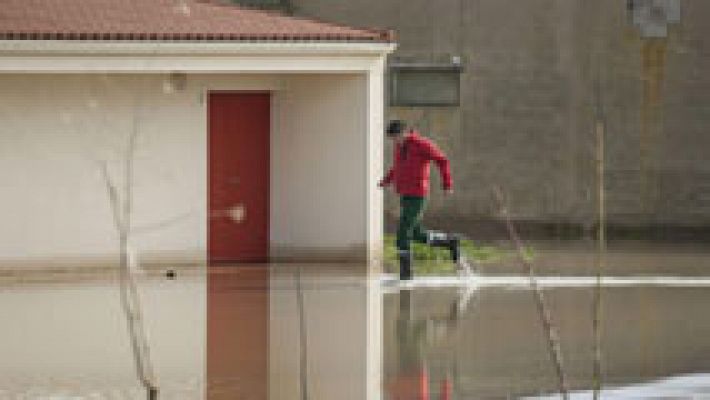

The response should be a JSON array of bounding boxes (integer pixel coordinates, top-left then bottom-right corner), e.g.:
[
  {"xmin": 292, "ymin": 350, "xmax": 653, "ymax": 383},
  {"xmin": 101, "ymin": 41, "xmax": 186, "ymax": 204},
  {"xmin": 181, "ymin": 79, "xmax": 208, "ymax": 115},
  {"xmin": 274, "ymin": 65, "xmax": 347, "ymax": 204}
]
[{"xmin": 380, "ymin": 131, "xmax": 453, "ymax": 197}]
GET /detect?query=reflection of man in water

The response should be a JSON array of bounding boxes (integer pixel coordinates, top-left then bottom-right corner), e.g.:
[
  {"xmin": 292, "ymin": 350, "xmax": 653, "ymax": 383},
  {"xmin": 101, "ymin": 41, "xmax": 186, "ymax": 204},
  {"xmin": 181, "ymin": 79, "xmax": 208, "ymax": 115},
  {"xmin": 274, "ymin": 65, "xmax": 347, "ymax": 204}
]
[
  {"xmin": 379, "ymin": 120, "xmax": 460, "ymax": 280},
  {"xmin": 387, "ymin": 287, "xmax": 477, "ymax": 400}
]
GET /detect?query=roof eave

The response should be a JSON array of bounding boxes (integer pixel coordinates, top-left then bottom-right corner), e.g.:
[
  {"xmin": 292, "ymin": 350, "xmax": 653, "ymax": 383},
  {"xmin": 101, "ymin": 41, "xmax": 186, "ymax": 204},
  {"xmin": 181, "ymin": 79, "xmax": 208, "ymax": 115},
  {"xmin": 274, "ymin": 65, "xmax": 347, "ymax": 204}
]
[
  {"xmin": 0, "ymin": 39, "xmax": 397, "ymax": 57},
  {"xmin": 0, "ymin": 39, "xmax": 397, "ymax": 73}
]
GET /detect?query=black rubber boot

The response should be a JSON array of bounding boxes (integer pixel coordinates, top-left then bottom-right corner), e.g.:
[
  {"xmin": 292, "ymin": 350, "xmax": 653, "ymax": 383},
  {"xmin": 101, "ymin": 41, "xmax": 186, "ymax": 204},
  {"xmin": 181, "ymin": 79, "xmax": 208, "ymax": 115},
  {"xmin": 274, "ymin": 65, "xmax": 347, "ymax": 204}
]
[
  {"xmin": 428, "ymin": 232, "xmax": 461, "ymax": 263},
  {"xmin": 399, "ymin": 251, "xmax": 413, "ymax": 280},
  {"xmin": 448, "ymin": 234, "xmax": 461, "ymax": 263}
]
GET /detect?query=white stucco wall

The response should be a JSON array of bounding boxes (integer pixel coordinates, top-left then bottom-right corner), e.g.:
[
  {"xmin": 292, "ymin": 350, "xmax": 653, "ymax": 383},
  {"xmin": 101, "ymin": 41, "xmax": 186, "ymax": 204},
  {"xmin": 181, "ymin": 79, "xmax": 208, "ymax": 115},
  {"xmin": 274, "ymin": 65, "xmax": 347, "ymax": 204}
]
[
  {"xmin": 0, "ymin": 74, "xmax": 205, "ymax": 264},
  {"xmin": 271, "ymin": 74, "xmax": 369, "ymax": 261},
  {"xmin": 0, "ymin": 72, "xmax": 382, "ymax": 267}
]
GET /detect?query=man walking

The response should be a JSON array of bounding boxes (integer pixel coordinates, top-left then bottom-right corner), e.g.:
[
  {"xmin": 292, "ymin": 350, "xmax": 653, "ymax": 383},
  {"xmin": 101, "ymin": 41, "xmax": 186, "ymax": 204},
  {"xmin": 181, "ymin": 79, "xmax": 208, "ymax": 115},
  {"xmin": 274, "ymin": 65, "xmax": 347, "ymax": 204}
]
[{"xmin": 379, "ymin": 120, "xmax": 461, "ymax": 280}]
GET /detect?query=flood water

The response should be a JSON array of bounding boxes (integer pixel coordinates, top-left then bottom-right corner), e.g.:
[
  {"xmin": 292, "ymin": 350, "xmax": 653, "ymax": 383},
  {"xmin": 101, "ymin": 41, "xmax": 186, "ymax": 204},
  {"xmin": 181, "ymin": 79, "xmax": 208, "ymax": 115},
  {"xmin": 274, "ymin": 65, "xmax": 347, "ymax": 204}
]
[
  {"xmin": 2, "ymin": 264, "xmax": 710, "ymax": 399},
  {"xmin": 383, "ymin": 282, "xmax": 710, "ymax": 399}
]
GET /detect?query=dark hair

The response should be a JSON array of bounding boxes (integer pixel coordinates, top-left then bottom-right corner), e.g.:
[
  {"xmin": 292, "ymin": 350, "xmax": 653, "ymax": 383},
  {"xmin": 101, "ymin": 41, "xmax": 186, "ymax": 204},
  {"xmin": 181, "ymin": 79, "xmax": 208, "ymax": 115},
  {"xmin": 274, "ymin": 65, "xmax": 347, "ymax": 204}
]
[{"xmin": 386, "ymin": 120, "xmax": 406, "ymax": 137}]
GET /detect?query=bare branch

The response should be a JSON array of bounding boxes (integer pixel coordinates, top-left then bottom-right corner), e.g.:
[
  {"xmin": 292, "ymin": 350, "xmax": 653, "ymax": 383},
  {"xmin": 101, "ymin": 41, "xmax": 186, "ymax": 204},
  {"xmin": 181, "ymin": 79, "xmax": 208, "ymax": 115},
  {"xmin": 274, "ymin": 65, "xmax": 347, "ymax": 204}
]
[
  {"xmin": 493, "ymin": 186, "xmax": 569, "ymax": 400},
  {"xmin": 97, "ymin": 94, "xmax": 158, "ymax": 399},
  {"xmin": 123, "ymin": 107, "xmax": 140, "ymax": 236},
  {"xmin": 99, "ymin": 161, "xmax": 123, "ymax": 232},
  {"xmin": 592, "ymin": 120, "xmax": 606, "ymax": 400},
  {"xmin": 296, "ymin": 265, "xmax": 310, "ymax": 400}
]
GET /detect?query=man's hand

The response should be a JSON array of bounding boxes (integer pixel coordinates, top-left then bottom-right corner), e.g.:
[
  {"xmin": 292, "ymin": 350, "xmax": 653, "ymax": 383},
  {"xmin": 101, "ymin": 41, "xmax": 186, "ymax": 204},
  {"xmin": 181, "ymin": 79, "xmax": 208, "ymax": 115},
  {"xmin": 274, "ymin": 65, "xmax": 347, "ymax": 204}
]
[{"xmin": 444, "ymin": 188, "xmax": 454, "ymax": 196}]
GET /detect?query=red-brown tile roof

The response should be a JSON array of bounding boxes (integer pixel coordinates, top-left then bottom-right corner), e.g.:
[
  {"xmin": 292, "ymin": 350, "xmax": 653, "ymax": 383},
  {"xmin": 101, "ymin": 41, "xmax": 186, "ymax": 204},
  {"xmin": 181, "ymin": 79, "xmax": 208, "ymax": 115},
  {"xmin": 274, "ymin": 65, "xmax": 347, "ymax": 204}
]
[{"xmin": 0, "ymin": 0, "xmax": 393, "ymax": 42}]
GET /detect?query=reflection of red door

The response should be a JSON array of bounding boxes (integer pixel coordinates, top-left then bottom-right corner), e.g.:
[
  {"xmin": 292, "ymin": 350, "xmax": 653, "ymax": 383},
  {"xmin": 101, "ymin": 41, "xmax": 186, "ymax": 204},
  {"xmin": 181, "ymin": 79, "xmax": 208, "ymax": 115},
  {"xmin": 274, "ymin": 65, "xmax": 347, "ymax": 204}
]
[
  {"xmin": 206, "ymin": 267, "xmax": 268, "ymax": 400},
  {"xmin": 208, "ymin": 92, "xmax": 270, "ymax": 263}
]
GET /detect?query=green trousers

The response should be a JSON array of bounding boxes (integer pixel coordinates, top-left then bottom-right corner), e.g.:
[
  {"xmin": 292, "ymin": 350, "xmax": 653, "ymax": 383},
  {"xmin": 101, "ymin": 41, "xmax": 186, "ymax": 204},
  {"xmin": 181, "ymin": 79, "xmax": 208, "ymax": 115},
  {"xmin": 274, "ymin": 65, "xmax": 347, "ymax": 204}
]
[{"xmin": 396, "ymin": 196, "xmax": 428, "ymax": 253}]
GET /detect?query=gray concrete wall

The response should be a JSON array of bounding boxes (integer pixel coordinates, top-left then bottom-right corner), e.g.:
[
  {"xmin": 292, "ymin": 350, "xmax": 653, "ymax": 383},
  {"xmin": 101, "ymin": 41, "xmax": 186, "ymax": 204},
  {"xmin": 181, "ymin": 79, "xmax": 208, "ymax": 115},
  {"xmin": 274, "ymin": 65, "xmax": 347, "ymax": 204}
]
[{"xmin": 289, "ymin": 0, "xmax": 710, "ymax": 238}]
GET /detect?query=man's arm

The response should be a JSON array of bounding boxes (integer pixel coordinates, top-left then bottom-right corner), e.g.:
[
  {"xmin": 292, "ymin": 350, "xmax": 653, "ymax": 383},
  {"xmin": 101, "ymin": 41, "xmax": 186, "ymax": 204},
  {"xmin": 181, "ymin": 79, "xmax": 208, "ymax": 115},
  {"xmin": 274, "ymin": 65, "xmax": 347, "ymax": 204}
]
[
  {"xmin": 423, "ymin": 140, "xmax": 453, "ymax": 191},
  {"xmin": 379, "ymin": 167, "xmax": 395, "ymax": 187}
]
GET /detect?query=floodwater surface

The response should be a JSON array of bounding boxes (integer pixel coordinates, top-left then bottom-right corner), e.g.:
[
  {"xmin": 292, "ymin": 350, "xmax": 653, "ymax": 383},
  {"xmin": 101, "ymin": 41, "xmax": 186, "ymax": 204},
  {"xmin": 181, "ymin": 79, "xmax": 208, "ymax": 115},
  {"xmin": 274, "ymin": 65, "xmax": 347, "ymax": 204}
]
[
  {"xmin": 1, "ymin": 265, "xmax": 710, "ymax": 399},
  {"xmin": 383, "ymin": 280, "xmax": 710, "ymax": 399}
]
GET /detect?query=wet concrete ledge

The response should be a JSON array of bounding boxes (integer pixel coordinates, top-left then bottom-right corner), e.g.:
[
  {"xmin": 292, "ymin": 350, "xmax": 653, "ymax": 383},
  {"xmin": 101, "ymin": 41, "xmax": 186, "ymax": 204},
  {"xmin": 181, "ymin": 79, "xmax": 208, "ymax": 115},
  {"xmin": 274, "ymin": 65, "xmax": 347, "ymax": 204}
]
[
  {"xmin": 0, "ymin": 257, "xmax": 375, "ymax": 287},
  {"xmin": 474, "ymin": 240, "xmax": 710, "ymax": 277},
  {"xmin": 389, "ymin": 216, "xmax": 710, "ymax": 243},
  {"xmin": 0, "ymin": 251, "xmax": 204, "ymax": 284}
]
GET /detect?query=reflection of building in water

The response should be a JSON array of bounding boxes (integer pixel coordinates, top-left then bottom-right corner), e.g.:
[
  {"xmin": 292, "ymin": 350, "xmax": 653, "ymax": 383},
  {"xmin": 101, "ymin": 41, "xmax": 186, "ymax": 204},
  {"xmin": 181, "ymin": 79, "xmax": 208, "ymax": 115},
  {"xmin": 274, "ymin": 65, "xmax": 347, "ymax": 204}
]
[
  {"xmin": 267, "ymin": 266, "xmax": 382, "ymax": 400},
  {"xmin": 0, "ymin": 265, "xmax": 384, "ymax": 399},
  {"xmin": 0, "ymin": 274, "xmax": 207, "ymax": 398},
  {"xmin": 3, "ymin": 271, "xmax": 710, "ymax": 398}
]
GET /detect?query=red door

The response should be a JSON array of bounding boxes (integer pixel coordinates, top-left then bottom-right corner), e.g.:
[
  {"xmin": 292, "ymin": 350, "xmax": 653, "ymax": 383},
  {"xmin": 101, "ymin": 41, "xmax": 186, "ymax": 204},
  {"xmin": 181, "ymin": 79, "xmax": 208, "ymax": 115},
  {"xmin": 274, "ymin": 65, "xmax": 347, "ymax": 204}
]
[{"xmin": 209, "ymin": 92, "xmax": 270, "ymax": 263}]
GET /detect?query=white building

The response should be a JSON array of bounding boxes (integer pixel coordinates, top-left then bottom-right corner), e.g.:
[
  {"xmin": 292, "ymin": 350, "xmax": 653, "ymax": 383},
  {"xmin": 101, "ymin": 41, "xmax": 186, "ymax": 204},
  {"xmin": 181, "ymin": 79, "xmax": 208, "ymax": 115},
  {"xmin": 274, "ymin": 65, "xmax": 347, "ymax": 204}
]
[{"xmin": 0, "ymin": 0, "xmax": 395, "ymax": 270}]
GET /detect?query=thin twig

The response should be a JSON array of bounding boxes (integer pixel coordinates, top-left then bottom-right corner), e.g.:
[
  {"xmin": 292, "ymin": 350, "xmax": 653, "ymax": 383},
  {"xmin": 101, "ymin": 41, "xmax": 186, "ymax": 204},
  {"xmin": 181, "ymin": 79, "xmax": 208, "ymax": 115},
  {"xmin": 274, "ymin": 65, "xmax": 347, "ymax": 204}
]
[
  {"xmin": 124, "ymin": 110, "xmax": 138, "ymax": 234},
  {"xmin": 592, "ymin": 119, "xmax": 606, "ymax": 400},
  {"xmin": 592, "ymin": 49, "xmax": 606, "ymax": 398},
  {"xmin": 99, "ymin": 110, "xmax": 158, "ymax": 399},
  {"xmin": 295, "ymin": 265, "xmax": 309, "ymax": 400},
  {"xmin": 118, "ymin": 244, "xmax": 156, "ymax": 393},
  {"xmin": 99, "ymin": 162, "xmax": 122, "ymax": 232},
  {"xmin": 493, "ymin": 186, "xmax": 569, "ymax": 400}
]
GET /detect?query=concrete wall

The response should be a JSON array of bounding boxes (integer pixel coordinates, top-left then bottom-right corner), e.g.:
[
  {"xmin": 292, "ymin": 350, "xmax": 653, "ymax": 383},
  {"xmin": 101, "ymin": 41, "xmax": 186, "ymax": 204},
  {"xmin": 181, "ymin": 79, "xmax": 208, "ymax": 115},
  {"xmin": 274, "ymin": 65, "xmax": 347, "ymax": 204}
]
[
  {"xmin": 289, "ymin": 0, "xmax": 710, "ymax": 237},
  {"xmin": 0, "ymin": 72, "xmax": 378, "ymax": 266}
]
